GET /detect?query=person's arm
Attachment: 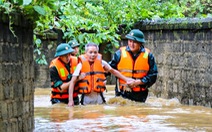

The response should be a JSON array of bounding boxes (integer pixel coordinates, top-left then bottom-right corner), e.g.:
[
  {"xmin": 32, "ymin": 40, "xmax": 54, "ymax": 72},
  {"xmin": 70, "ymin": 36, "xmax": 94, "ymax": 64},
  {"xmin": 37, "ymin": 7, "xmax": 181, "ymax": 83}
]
[
  {"xmin": 108, "ymin": 69, "xmax": 126, "ymax": 81},
  {"xmin": 60, "ymin": 82, "xmax": 71, "ymax": 92},
  {"xmin": 68, "ymin": 76, "xmax": 78, "ymax": 107},
  {"xmin": 68, "ymin": 63, "xmax": 82, "ymax": 107},
  {"xmin": 103, "ymin": 60, "xmax": 134, "ymax": 83},
  {"xmin": 127, "ymin": 79, "xmax": 144, "ymax": 88}
]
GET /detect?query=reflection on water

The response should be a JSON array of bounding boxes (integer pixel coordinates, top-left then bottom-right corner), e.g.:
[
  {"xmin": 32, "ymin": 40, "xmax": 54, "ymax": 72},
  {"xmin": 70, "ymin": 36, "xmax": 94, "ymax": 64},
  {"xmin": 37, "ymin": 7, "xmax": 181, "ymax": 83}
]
[{"xmin": 34, "ymin": 86, "xmax": 212, "ymax": 132}]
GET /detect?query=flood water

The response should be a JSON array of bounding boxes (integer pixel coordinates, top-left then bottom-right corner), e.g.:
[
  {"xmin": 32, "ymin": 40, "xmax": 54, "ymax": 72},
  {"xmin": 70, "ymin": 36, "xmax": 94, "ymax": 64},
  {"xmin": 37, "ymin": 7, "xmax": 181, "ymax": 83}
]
[{"xmin": 34, "ymin": 85, "xmax": 212, "ymax": 132}]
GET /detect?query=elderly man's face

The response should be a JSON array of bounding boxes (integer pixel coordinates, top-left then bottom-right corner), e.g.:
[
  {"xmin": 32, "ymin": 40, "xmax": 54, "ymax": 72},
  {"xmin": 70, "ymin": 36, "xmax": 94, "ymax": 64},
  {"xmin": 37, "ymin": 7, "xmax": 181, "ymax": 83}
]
[
  {"xmin": 128, "ymin": 39, "xmax": 141, "ymax": 54},
  {"xmin": 86, "ymin": 45, "xmax": 98, "ymax": 62}
]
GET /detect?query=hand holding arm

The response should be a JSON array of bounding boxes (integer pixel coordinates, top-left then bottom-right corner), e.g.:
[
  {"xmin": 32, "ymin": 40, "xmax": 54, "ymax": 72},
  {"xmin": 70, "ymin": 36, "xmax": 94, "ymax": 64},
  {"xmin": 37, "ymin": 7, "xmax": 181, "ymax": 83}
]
[
  {"xmin": 126, "ymin": 78, "xmax": 134, "ymax": 84},
  {"xmin": 60, "ymin": 81, "xmax": 71, "ymax": 92},
  {"xmin": 127, "ymin": 79, "xmax": 144, "ymax": 88},
  {"xmin": 78, "ymin": 72, "xmax": 86, "ymax": 80},
  {"xmin": 109, "ymin": 68, "xmax": 126, "ymax": 81}
]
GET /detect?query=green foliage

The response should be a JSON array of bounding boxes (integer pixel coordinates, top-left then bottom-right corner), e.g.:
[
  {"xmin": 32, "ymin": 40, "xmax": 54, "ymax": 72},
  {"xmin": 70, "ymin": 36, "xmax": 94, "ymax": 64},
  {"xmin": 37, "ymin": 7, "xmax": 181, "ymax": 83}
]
[
  {"xmin": 33, "ymin": 35, "xmax": 48, "ymax": 65},
  {"xmin": 0, "ymin": 0, "xmax": 212, "ymax": 65}
]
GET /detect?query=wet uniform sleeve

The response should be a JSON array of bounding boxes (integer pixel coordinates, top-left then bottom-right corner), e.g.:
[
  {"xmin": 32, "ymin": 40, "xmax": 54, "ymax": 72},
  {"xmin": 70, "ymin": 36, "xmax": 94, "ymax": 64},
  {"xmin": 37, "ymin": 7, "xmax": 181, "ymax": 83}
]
[
  {"xmin": 49, "ymin": 66, "xmax": 63, "ymax": 87},
  {"xmin": 141, "ymin": 52, "xmax": 158, "ymax": 88},
  {"xmin": 108, "ymin": 49, "xmax": 121, "ymax": 70}
]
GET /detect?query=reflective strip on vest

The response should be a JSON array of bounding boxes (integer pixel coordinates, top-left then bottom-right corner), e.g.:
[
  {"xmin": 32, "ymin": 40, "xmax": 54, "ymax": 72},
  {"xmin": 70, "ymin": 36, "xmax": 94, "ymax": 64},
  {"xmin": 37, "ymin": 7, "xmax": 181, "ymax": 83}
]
[
  {"xmin": 143, "ymin": 51, "xmax": 148, "ymax": 59},
  {"xmin": 60, "ymin": 68, "xmax": 66, "ymax": 77},
  {"xmin": 118, "ymin": 69, "xmax": 148, "ymax": 73}
]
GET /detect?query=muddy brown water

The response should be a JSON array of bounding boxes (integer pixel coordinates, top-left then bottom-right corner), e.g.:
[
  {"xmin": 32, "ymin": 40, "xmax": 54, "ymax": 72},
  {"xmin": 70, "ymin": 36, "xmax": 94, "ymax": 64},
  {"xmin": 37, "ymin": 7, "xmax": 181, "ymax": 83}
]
[{"xmin": 34, "ymin": 85, "xmax": 212, "ymax": 132}]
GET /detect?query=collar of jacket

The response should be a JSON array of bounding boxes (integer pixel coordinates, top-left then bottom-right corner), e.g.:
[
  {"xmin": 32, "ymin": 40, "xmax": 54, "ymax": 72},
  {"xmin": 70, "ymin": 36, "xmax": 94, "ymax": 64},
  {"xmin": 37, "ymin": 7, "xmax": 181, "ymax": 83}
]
[{"xmin": 126, "ymin": 45, "xmax": 145, "ymax": 53}]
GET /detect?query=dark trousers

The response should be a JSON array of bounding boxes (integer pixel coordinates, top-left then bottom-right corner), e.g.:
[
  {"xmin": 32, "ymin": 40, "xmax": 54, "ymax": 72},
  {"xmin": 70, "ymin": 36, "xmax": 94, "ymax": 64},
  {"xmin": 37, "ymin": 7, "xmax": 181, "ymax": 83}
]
[
  {"xmin": 51, "ymin": 96, "xmax": 79, "ymax": 105},
  {"xmin": 115, "ymin": 86, "xmax": 148, "ymax": 102}
]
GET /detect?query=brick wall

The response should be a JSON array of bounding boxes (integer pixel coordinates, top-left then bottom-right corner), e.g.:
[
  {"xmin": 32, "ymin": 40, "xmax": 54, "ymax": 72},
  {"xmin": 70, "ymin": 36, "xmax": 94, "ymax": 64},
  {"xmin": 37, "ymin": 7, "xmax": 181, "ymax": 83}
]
[
  {"xmin": 0, "ymin": 13, "xmax": 34, "ymax": 131},
  {"xmin": 134, "ymin": 18, "xmax": 212, "ymax": 107}
]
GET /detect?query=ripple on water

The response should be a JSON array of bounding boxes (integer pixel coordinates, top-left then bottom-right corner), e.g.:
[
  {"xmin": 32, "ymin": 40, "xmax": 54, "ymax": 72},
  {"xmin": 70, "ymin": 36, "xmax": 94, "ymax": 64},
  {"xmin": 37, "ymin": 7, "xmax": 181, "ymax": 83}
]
[{"xmin": 34, "ymin": 88, "xmax": 212, "ymax": 132}]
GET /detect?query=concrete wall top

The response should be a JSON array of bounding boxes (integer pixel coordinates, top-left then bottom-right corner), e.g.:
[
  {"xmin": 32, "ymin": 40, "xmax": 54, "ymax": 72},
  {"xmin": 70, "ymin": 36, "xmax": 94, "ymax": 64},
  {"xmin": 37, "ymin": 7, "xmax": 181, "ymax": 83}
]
[{"xmin": 134, "ymin": 17, "xmax": 212, "ymax": 30}]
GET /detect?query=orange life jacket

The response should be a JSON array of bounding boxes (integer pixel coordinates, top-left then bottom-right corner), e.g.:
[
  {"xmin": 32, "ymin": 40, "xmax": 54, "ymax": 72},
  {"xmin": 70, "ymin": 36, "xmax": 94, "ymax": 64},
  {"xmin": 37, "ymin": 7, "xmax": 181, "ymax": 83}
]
[
  {"xmin": 49, "ymin": 56, "xmax": 78, "ymax": 99},
  {"xmin": 77, "ymin": 54, "xmax": 106, "ymax": 94},
  {"xmin": 117, "ymin": 46, "xmax": 150, "ymax": 92}
]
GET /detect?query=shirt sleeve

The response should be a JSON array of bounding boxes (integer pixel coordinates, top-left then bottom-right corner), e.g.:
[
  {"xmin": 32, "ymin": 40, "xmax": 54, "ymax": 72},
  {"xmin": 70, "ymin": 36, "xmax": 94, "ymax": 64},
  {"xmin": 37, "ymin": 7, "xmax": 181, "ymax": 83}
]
[{"xmin": 72, "ymin": 63, "xmax": 82, "ymax": 76}]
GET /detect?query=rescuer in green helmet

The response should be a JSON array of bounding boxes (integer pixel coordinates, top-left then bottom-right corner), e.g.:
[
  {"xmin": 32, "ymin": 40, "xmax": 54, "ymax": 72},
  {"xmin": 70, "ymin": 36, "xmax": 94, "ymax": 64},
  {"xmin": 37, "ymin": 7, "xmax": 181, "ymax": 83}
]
[
  {"xmin": 49, "ymin": 43, "xmax": 79, "ymax": 105},
  {"xmin": 54, "ymin": 43, "xmax": 74, "ymax": 57},
  {"xmin": 68, "ymin": 40, "xmax": 80, "ymax": 56},
  {"xmin": 125, "ymin": 29, "xmax": 145, "ymax": 43},
  {"xmin": 109, "ymin": 29, "xmax": 158, "ymax": 103}
]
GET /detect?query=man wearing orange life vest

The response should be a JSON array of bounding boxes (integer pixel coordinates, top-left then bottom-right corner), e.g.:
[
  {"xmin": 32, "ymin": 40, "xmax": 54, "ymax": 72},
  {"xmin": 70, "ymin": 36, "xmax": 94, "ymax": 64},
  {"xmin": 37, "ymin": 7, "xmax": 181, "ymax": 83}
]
[
  {"xmin": 109, "ymin": 29, "xmax": 158, "ymax": 102},
  {"xmin": 68, "ymin": 43, "xmax": 134, "ymax": 106},
  {"xmin": 49, "ymin": 43, "xmax": 79, "ymax": 105}
]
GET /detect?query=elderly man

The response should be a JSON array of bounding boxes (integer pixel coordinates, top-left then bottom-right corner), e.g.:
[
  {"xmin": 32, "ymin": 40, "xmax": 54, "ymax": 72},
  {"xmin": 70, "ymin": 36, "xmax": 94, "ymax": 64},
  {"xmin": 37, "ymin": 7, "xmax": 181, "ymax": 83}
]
[
  {"xmin": 68, "ymin": 43, "xmax": 134, "ymax": 106},
  {"xmin": 109, "ymin": 29, "xmax": 158, "ymax": 102}
]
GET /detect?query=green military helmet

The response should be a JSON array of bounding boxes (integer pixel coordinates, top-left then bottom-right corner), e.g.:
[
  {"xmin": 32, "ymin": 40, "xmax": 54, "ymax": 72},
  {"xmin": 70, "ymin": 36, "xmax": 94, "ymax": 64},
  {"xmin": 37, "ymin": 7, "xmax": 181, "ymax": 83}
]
[
  {"xmin": 68, "ymin": 40, "xmax": 80, "ymax": 48},
  {"xmin": 125, "ymin": 29, "xmax": 145, "ymax": 43},
  {"xmin": 54, "ymin": 43, "xmax": 74, "ymax": 57}
]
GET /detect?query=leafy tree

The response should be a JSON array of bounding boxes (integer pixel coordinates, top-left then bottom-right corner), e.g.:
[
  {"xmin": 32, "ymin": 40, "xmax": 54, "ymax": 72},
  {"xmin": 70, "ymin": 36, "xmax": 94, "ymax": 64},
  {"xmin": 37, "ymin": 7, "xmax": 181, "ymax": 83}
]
[{"xmin": 0, "ymin": 0, "xmax": 211, "ymax": 64}]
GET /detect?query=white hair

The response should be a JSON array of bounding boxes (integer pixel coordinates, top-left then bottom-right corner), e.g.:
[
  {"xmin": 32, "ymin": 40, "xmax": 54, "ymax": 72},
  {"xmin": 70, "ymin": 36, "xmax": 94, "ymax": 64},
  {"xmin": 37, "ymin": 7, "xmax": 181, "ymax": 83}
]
[{"xmin": 85, "ymin": 42, "xmax": 99, "ymax": 52}]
